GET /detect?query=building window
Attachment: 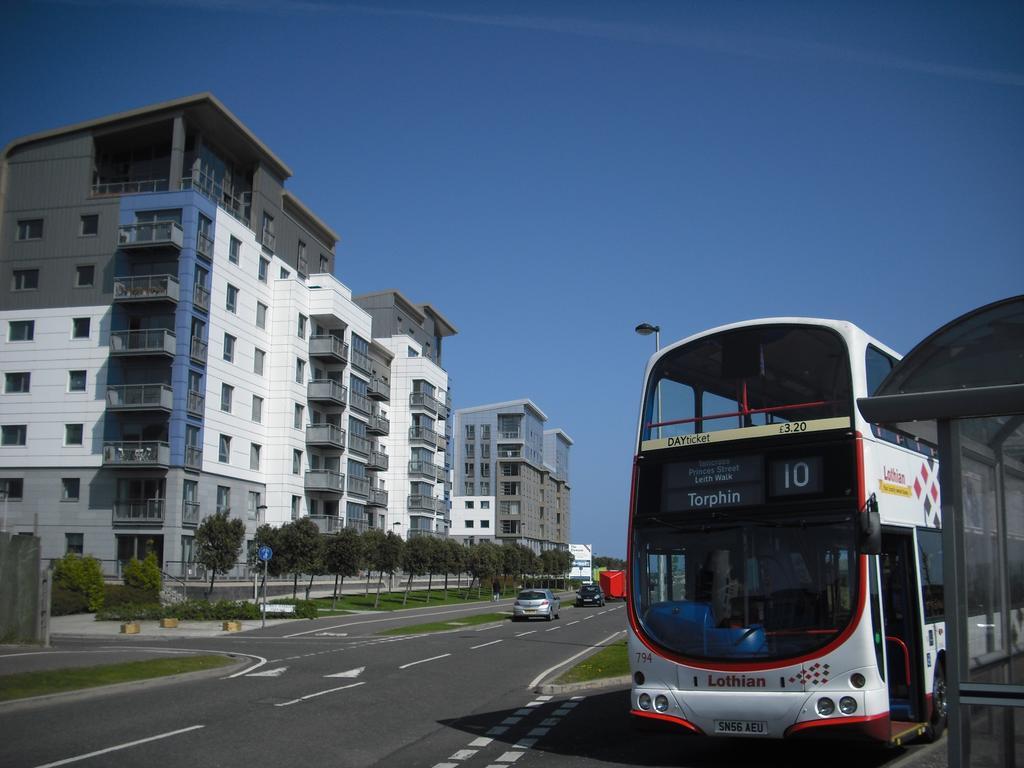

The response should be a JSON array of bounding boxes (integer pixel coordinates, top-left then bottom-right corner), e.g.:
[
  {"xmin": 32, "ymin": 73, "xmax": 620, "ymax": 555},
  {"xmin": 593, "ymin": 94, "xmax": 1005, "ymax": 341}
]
[
  {"xmin": 8, "ymin": 321, "xmax": 34, "ymax": 341},
  {"xmin": 80, "ymin": 214, "xmax": 98, "ymax": 237},
  {"xmin": 293, "ymin": 449, "xmax": 302, "ymax": 474},
  {"xmin": 68, "ymin": 370, "xmax": 87, "ymax": 392},
  {"xmin": 71, "ymin": 317, "xmax": 90, "ymax": 339},
  {"xmin": 4, "ymin": 372, "xmax": 30, "ymax": 393},
  {"xmin": 466, "ymin": 501, "xmax": 475, "ymax": 509},
  {"xmin": 291, "ymin": 495, "xmax": 301, "ymax": 520},
  {"xmin": 62, "ymin": 478, "xmax": 80, "ymax": 501},
  {"xmin": 229, "ymin": 236, "xmax": 241, "ymax": 264},
  {"xmin": 481, "ymin": 500, "xmax": 490, "ymax": 509},
  {"xmin": 295, "ymin": 358, "xmax": 305, "ymax": 384},
  {"xmin": 465, "ymin": 425, "xmax": 475, "ymax": 440},
  {"xmin": 481, "ymin": 424, "xmax": 491, "ymax": 439},
  {"xmin": 223, "ymin": 333, "xmax": 235, "ymax": 362},
  {"xmin": 464, "ymin": 462, "xmax": 474, "ymax": 476},
  {"xmin": 280, "ymin": 267, "xmax": 290, "ymax": 279},
  {"xmin": 480, "ymin": 482, "xmax": 490, "ymax": 495},
  {"xmin": 251, "ymin": 395, "xmax": 263, "ymax": 423},
  {"xmin": 64, "ymin": 424, "xmax": 83, "ymax": 446},
  {"xmin": 250, "ymin": 443, "xmax": 261, "ymax": 470},
  {"xmin": 319, "ymin": 254, "xmax": 329, "ymax": 273},
  {"xmin": 12, "ymin": 269, "xmax": 39, "ymax": 291},
  {"xmin": 297, "ymin": 313, "xmax": 307, "ymax": 339},
  {"xmin": 261, "ymin": 212, "xmax": 274, "ymax": 250},
  {"xmin": 481, "ymin": 520, "xmax": 490, "ymax": 528},
  {"xmin": 248, "ymin": 491, "xmax": 262, "ymax": 520},
  {"xmin": 297, "ymin": 240, "xmax": 308, "ymax": 276},
  {"xmin": 252, "ymin": 347, "xmax": 265, "ymax": 376},
  {"xmin": 75, "ymin": 265, "xmax": 95, "ymax": 287},
  {"xmin": 65, "ymin": 533, "xmax": 84, "ymax": 555},
  {"xmin": 1, "ymin": 425, "xmax": 27, "ymax": 446},
  {"xmin": 464, "ymin": 482, "xmax": 475, "ymax": 495},
  {"xmin": 220, "ymin": 384, "xmax": 233, "ymax": 412},
  {"xmin": 408, "ymin": 346, "xmax": 419, "ymax": 357},
  {"xmin": 294, "ymin": 404, "xmax": 304, "ymax": 429},
  {"xmin": 226, "ymin": 284, "xmax": 239, "ymax": 313},
  {"xmin": 219, "ymin": 434, "xmax": 231, "ymax": 463},
  {"xmin": 216, "ymin": 485, "xmax": 231, "ymax": 515},
  {"xmin": 258, "ymin": 257, "xmax": 269, "ymax": 283},
  {"xmin": 466, "ymin": 520, "xmax": 475, "ymax": 528},
  {"xmin": 1, "ymin": 478, "xmax": 24, "ymax": 499},
  {"xmin": 16, "ymin": 219, "xmax": 43, "ymax": 240},
  {"xmin": 256, "ymin": 302, "xmax": 267, "ymax": 329}
]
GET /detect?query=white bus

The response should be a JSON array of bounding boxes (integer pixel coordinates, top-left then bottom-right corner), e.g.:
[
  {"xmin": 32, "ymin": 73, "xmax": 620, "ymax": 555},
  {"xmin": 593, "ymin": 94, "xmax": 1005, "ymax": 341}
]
[{"xmin": 627, "ymin": 318, "xmax": 946, "ymax": 744}]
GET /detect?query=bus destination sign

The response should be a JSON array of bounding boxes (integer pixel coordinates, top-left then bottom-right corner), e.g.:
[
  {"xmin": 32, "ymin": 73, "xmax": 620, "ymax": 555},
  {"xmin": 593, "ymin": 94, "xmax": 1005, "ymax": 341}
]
[{"xmin": 663, "ymin": 456, "xmax": 763, "ymax": 512}]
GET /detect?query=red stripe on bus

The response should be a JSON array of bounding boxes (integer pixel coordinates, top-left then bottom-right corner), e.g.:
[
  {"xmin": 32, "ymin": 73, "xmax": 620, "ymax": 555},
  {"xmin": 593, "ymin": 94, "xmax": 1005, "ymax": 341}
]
[
  {"xmin": 631, "ymin": 709, "xmax": 704, "ymax": 734},
  {"xmin": 785, "ymin": 713, "xmax": 889, "ymax": 740}
]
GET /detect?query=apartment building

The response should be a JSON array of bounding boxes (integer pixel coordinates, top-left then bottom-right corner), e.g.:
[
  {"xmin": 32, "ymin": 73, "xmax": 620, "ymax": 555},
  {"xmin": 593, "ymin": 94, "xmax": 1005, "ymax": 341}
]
[
  {"xmin": 0, "ymin": 94, "xmax": 391, "ymax": 572},
  {"xmin": 355, "ymin": 290, "xmax": 457, "ymax": 539},
  {"xmin": 452, "ymin": 400, "xmax": 571, "ymax": 553}
]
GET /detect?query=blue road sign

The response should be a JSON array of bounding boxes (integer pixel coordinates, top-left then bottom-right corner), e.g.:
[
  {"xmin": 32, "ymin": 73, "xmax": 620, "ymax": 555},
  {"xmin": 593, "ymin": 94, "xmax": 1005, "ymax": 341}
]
[{"xmin": 257, "ymin": 545, "xmax": 273, "ymax": 562}]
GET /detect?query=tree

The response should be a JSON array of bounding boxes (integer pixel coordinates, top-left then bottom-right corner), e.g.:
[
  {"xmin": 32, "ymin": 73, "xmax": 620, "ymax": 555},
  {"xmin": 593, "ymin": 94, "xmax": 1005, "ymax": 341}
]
[
  {"xmin": 276, "ymin": 518, "xmax": 325, "ymax": 599},
  {"xmin": 122, "ymin": 551, "xmax": 162, "ymax": 596},
  {"xmin": 400, "ymin": 535, "xmax": 433, "ymax": 605},
  {"xmin": 324, "ymin": 528, "xmax": 363, "ymax": 609},
  {"xmin": 53, "ymin": 553, "xmax": 105, "ymax": 612},
  {"xmin": 515, "ymin": 544, "xmax": 540, "ymax": 588},
  {"xmin": 440, "ymin": 538, "xmax": 465, "ymax": 599},
  {"xmin": 594, "ymin": 555, "xmax": 626, "ymax": 570},
  {"xmin": 465, "ymin": 541, "xmax": 502, "ymax": 599},
  {"xmin": 194, "ymin": 510, "xmax": 245, "ymax": 596},
  {"xmin": 364, "ymin": 529, "xmax": 404, "ymax": 608},
  {"xmin": 422, "ymin": 536, "xmax": 446, "ymax": 603}
]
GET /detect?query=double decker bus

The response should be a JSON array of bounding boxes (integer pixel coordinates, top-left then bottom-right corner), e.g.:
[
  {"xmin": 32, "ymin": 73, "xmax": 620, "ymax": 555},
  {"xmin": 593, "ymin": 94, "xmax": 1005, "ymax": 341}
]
[{"xmin": 628, "ymin": 318, "xmax": 946, "ymax": 744}]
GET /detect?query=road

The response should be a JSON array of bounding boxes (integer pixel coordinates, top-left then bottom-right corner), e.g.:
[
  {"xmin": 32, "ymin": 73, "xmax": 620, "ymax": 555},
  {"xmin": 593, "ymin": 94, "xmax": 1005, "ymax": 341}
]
[{"xmin": 0, "ymin": 599, "xmax": 944, "ymax": 768}]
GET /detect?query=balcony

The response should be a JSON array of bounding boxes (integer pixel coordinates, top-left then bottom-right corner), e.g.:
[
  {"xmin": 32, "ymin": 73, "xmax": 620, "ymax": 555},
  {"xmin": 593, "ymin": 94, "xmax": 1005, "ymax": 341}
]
[
  {"xmin": 434, "ymin": 464, "xmax": 448, "ymax": 483},
  {"xmin": 409, "ymin": 392, "xmax": 443, "ymax": 415},
  {"xmin": 304, "ymin": 469, "xmax": 345, "ymax": 495},
  {"xmin": 193, "ymin": 283, "xmax": 210, "ymax": 312},
  {"xmin": 348, "ymin": 391, "xmax": 371, "ymax": 415},
  {"xmin": 188, "ymin": 337, "xmax": 207, "ymax": 365},
  {"xmin": 181, "ymin": 173, "xmax": 251, "ymax": 225},
  {"xmin": 497, "ymin": 447, "xmax": 523, "ymax": 458},
  {"xmin": 309, "ymin": 335, "xmax": 348, "ymax": 363},
  {"xmin": 348, "ymin": 433, "xmax": 371, "ymax": 457},
  {"xmin": 367, "ymin": 488, "xmax": 388, "ymax": 508},
  {"xmin": 93, "ymin": 179, "xmax": 169, "ymax": 196},
  {"xmin": 113, "ymin": 498, "xmax": 165, "ymax": 526},
  {"xmin": 350, "ymin": 349, "xmax": 372, "ymax": 375},
  {"xmin": 307, "ymin": 379, "xmax": 347, "ymax": 406},
  {"xmin": 367, "ymin": 378, "xmax": 390, "ymax": 401},
  {"xmin": 184, "ymin": 446, "xmax": 202, "ymax": 470},
  {"xmin": 113, "ymin": 274, "xmax": 180, "ymax": 304},
  {"xmin": 367, "ymin": 450, "xmax": 388, "ymax": 472},
  {"xmin": 347, "ymin": 475, "xmax": 370, "ymax": 498},
  {"xmin": 103, "ymin": 441, "xmax": 170, "ymax": 468},
  {"xmin": 367, "ymin": 413, "xmax": 390, "ymax": 436},
  {"xmin": 409, "ymin": 426, "xmax": 442, "ymax": 449},
  {"xmin": 106, "ymin": 384, "xmax": 174, "ymax": 412},
  {"xmin": 408, "ymin": 494, "xmax": 442, "ymax": 514},
  {"xmin": 500, "ymin": 431, "xmax": 523, "ymax": 440},
  {"xmin": 182, "ymin": 501, "xmax": 200, "ymax": 527},
  {"xmin": 308, "ymin": 515, "xmax": 343, "ymax": 534},
  {"xmin": 306, "ymin": 423, "xmax": 346, "ymax": 449},
  {"xmin": 187, "ymin": 390, "xmax": 205, "ymax": 417},
  {"xmin": 110, "ymin": 329, "xmax": 176, "ymax": 357},
  {"xmin": 118, "ymin": 222, "xmax": 183, "ymax": 250},
  {"xmin": 196, "ymin": 231, "xmax": 214, "ymax": 261}
]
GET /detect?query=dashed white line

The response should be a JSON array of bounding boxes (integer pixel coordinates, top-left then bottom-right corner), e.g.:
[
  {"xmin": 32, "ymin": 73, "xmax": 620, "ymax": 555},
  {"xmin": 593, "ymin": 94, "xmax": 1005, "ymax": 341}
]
[
  {"xmin": 500, "ymin": 717, "xmax": 521, "ymax": 726},
  {"xmin": 527, "ymin": 727, "xmax": 550, "ymax": 737},
  {"xmin": 274, "ymin": 681, "xmax": 365, "ymax": 707},
  {"xmin": 514, "ymin": 708, "xmax": 532, "ymax": 716},
  {"xmin": 513, "ymin": 738, "xmax": 537, "ymax": 749},
  {"xmin": 469, "ymin": 737, "xmax": 492, "ymax": 747},
  {"xmin": 495, "ymin": 751, "xmax": 525, "ymax": 763},
  {"xmin": 450, "ymin": 749, "xmax": 477, "ymax": 759},
  {"xmin": 567, "ymin": 620, "xmax": 580, "ymax": 626},
  {"xmin": 583, "ymin": 615, "xmax": 594, "ymax": 620},
  {"xmin": 514, "ymin": 630, "xmax": 536, "ymax": 637},
  {"xmin": 471, "ymin": 639, "xmax": 503, "ymax": 650},
  {"xmin": 486, "ymin": 726, "xmax": 509, "ymax": 736},
  {"xmin": 32, "ymin": 725, "xmax": 204, "ymax": 767},
  {"xmin": 399, "ymin": 653, "xmax": 451, "ymax": 670},
  {"xmin": 544, "ymin": 626, "xmax": 561, "ymax": 632}
]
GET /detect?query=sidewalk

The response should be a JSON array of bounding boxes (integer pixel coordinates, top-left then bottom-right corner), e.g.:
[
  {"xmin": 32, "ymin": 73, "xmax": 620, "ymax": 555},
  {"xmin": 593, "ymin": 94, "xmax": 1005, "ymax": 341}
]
[{"xmin": 48, "ymin": 613, "xmax": 295, "ymax": 639}]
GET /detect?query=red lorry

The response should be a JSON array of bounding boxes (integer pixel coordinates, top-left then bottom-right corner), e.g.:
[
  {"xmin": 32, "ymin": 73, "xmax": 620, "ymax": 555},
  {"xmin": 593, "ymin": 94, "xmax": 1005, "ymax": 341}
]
[{"xmin": 599, "ymin": 570, "xmax": 625, "ymax": 600}]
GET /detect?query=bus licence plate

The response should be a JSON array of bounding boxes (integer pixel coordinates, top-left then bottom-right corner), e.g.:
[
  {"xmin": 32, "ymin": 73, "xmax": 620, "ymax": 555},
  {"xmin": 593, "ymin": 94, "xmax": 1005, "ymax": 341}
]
[{"xmin": 714, "ymin": 720, "xmax": 768, "ymax": 736}]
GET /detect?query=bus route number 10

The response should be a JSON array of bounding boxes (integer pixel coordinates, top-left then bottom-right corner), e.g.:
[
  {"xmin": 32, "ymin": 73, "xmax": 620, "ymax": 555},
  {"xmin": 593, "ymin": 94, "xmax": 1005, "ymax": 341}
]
[{"xmin": 770, "ymin": 457, "xmax": 823, "ymax": 497}]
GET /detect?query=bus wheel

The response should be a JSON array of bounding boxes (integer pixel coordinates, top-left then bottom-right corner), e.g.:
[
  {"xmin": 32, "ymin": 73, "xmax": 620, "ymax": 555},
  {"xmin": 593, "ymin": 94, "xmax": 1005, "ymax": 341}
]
[{"xmin": 923, "ymin": 664, "xmax": 947, "ymax": 742}]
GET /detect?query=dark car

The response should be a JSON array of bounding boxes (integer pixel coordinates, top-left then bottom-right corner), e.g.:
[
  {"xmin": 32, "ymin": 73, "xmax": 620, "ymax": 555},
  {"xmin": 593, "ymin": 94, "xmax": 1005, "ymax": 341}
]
[{"xmin": 575, "ymin": 584, "xmax": 605, "ymax": 607}]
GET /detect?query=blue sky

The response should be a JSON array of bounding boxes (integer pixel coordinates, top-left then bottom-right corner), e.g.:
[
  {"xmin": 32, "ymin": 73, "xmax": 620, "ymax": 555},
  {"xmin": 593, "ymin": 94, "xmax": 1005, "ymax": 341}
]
[{"xmin": 3, "ymin": 1, "xmax": 1021, "ymax": 557}]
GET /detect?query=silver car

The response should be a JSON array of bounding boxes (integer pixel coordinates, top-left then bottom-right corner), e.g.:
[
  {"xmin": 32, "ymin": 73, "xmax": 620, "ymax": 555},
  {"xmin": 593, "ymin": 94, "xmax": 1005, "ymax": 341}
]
[{"xmin": 512, "ymin": 589, "xmax": 561, "ymax": 621}]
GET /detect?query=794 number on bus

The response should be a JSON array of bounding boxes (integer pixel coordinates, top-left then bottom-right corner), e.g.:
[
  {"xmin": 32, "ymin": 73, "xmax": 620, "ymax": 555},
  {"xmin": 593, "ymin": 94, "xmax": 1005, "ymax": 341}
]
[{"xmin": 636, "ymin": 651, "xmax": 653, "ymax": 664}]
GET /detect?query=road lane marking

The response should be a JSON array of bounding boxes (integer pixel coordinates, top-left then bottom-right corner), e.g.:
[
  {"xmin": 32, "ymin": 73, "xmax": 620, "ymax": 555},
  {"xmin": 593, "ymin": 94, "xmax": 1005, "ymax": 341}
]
[
  {"xmin": 541, "ymin": 717, "xmax": 559, "ymax": 726},
  {"xmin": 471, "ymin": 639, "xmax": 503, "ymax": 650},
  {"xmin": 527, "ymin": 727, "xmax": 550, "ymax": 737},
  {"xmin": 514, "ymin": 738, "xmax": 537, "ymax": 749},
  {"xmin": 583, "ymin": 615, "xmax": 594, "ymax": 620},
  {"xmin": 527, "ymin": 630, "xmax": 625, "ymax": 689},
  {"xmin": 399, "ymin": 653, "xmax": 451, "ymax": 670},
  {"xmin": 469, "ymin": 737, "xmax": 492, "ymax": 747},
  {"xmin": 224, "ymin": 652, "xmax": 270, "ymax": 678},
  {"xmin": 567, "ymin": 621, "xmax": 580, "ymax": 626},
  {"xmin": 514, "ymin": 631, "xmax": 536, "ymax": 637},
  {"xmin": 274, "ymin": 681, "xmax": 365, "ymax": 707},
  {"xmin": 450, "ymin": 749, "xmax": 477, "ymax": 759},
  {"xmin": 32, "ymin": 725, "xmax": 204, "ymax": 768},
  {"xmin": 486, "ymin": 726, "xmax": 508, "ymax": 736},
  {"xmin": 535, "ymin": 695, "xmax": 553, "ymax": 701},
  {"xmin": 500, "ymin": 717, "xmax": 521, "ymax": 726},
  {"xmin": 474, "ymin": 624, "xmax": 501, "ymax": 632},
  {"xmin": 514, "ymin": 708, "xmax": 532, "ymax": 716},
  {"xmin": 283, "ymin": 604, "xmax": 508, "ymax": 637},
  {"xmin": 245, "ymin": 667, "xmax": 287, "ymax": 677},
  {"xmin": 544, "ymin": 626, "xmax": 561, "ymax": 632},
  {"xmin": 325, "ymin": 667, "xmax": 364, "ymax": 678},
  {"xmin": 495, "ymin": 751, "xmax": 525, "ymax": 763}
]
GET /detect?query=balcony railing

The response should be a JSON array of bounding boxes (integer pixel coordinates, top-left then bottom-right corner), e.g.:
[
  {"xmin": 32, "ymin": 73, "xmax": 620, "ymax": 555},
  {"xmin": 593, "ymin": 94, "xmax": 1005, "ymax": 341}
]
[
  {"xmin": 182, "ymin": 501, "xmax": 200, "ymax": 527},
  {"xmin": 110, "ymin": 329, "xmax": 176, "ymax": 356},
  {"xmin": 408, "ymin": 460, "xmax": 444, "ymax": 481},
  {"xmin": 348, "ymin": 391, "xmax": 371, "ymax": 415},
  {"xmin": 103, "ymin": 441, "xmax": 170, "ymax": 467},
  {"xmin": 94, "ymin": 179, "xmax": 169, "ymax": 196},
  {"xmin": 113, "ymin": 274, "xmax": 180, "ymax": 303},
  {"xmin": 367, "ymin": 450, "xmax": 388, "ymax": 471},
  {"xmin": 408, "ymin": 494, "xmax": 442, "ymax": 514},
  {"xmin": 184, "ymin": 446, "xmax": 203, "ymax": 469},
  {"xmin": 304, "ymin": 469, "xmax": 345, "ymax": 494},
  {"xmin": 367, "ymin": 378, "xmax": 390, "ymax": 401},
  {"xmin": 196, "ymin": 231, "xmax": 214, "ymax": 260},
  {"xmin": 348, "ymin": 433, "xmax": 371, "ymax": 456},
  {"xmin": 307, "ymin": 379, "xmax": 347, "ymax": 405},
  {"xmin": 308, "ymin": 515, "xmax": 343, "ymax": 534},
  {"xmin": 181, "ymin": 173, "xmax": 251, "ymax": 225},
  {"xmin": 306, "ymin": 423, "xmax": 346, "ymax": 449},
  {"xmin": 190, "ymin": 336, "xmax": 208, "ymax": 364},
  {"xmin": 187, "ymin": 390, "xmax": 205, "ymax": 416},
  {"xmin": 349, "ymin": 349, "xmax": 372, "ymax": 375},
  {"xmin": 409, "ymin": 426, "xmax": 443, "ymax": 449},
  {"xmin": 367, "ymin": 413, "xmax": 390, "ymax": 435},
  {"xmin": 193, "ymin": 283, "xmax": 210, "ymax": 312},
  {"xmin": 367, "ymin": 488, "xmax": 388, "ymax": 507},
  {"xmin": 410, "ymin": 392, "xmax": 444, "ymax": 415},
  {"xmin": 113, "ymin": 498, "xmax": 165, "ymax": 525},
  {"xmin": 497, "ymin": 448, "xmax": 522, "ymax": 458},
  {"xmin": 347, "ymin": 475, "xmax": 370, "ymax": 498},
  {"xmin": 500, "ymin": 431, "xmax": 522, "ymax": 440},
  {"xmin": 106, "ymin": 384, "xmax": 174, "ymax": 411},
  {"xmin": 117, "ymin": 221, "xmax": 183, "ymax": 250},
  {"xmin": 309, "ymin": 335, "xmax": 348, "ymax": 362}
]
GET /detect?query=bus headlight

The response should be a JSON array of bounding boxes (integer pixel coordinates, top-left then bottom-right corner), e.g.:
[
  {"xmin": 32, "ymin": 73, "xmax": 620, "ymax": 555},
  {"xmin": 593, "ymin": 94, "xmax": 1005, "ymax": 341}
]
[
  {"xmin": 655, "ymin": 695, "xmax": 669, "ymax": 712},
  {"xmin": 839, "ymin": 697, "xmax": 857, "ymax": 715},
  {"xmin": 850, "ymin": 673, "xmax": 865, "ymax": 689},
  {"xmin": 639, "ymin": 693, "xmax": 652, "ymax": 710},
  {"xmin": 634, "ymin": 671, "xmax": 645, "ymax": 686},
  {"xmin": 816, "ymin": 697, "xmax": 835, "ymax": 716}
]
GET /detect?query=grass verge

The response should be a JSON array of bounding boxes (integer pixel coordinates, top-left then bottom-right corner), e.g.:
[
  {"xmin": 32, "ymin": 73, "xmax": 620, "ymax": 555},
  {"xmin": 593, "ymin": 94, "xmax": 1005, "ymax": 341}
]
[
  {"xmin": 554, "ymin": 640, "xmax": 629, "ymax": 685},
  {"xmin": 0, "ymin": 655, "xmax": 234, "ymax": 702},
  {"xmin": 378, "ymin": 612, "xmax": 509, "ymax": 635},
  {"xmin": 308, "ymin": 588, "xmax": 500, "ymax": 612}
]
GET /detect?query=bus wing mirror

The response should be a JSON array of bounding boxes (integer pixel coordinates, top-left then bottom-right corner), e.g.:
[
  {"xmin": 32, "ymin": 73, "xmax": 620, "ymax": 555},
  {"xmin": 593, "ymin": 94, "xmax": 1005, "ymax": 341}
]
[{"xmin": 860, "ymin": 493, "xmax": 881, "ymax": 555}]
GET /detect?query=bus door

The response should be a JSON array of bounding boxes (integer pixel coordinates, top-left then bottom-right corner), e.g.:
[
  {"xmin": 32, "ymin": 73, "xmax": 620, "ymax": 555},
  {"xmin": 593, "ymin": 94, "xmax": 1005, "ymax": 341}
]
[{"xmin": 880, "ymin": 530, "xmax": 926, "ymax": 725}]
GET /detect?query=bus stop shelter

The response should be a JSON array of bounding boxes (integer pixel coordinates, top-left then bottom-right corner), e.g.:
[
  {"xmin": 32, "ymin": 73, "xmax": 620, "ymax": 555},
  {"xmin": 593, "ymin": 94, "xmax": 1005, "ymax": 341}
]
[{"xmin": 858, "ymin": 295, "xmax": 1024, "ymax": 767}]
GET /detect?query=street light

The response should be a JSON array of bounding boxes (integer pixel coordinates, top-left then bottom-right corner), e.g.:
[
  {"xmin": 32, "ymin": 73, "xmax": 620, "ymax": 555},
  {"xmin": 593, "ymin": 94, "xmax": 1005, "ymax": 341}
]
[{"xmin": 635, "ymin": 323, "xmax": 662, "ymax": 439}]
